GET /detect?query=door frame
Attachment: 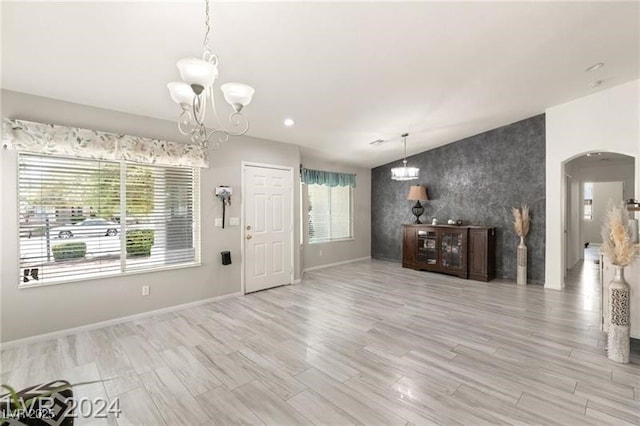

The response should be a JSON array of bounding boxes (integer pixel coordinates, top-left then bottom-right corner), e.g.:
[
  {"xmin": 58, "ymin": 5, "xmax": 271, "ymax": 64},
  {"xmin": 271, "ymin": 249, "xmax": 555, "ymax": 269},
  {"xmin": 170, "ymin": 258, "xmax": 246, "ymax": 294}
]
[
  {"xmin": 240, "ymin": 161, "xmax": 295, "ymax": 295},
  {"xmin": 564, "ymin": 174, "xmax": 571, "ymax": 276}
]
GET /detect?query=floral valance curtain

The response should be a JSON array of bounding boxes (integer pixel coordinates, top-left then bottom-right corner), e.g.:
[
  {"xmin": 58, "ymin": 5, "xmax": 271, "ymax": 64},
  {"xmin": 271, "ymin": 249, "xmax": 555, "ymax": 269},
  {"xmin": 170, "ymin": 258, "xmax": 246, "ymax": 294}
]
[
  {"xmin": 2, "ymin": 118, "xmax": 208, "ymax": 168},
  {"xmin": 301, "ymin": 167, "xmax": 356, "ymax": 188}
]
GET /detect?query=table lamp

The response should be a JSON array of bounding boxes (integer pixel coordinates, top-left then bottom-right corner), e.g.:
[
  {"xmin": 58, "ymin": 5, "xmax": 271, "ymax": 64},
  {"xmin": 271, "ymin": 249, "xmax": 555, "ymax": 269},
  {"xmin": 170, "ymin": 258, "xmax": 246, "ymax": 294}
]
[{"xmin": 407, "ymin": 185, "xmax": 428, "ymax": 224}]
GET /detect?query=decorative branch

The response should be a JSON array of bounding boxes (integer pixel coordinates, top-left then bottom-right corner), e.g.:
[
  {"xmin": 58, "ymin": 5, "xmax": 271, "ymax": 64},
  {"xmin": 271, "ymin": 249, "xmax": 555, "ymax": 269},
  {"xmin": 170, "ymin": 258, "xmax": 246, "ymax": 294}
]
[
  {"xmin": 601, "ymin": 202, "xmax": 635, "ymax": 266},
  {"xmin": 512, "ymin": 204, "xmax": 530, "ymax": 238}
]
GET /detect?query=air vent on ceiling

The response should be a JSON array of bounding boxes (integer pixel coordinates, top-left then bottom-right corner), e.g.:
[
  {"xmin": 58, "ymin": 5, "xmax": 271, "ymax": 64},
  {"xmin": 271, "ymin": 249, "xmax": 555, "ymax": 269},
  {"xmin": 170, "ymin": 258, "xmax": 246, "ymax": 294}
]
[{"xmin": 369, "ymin": 138, "xmax": 385, "ymax": 146}]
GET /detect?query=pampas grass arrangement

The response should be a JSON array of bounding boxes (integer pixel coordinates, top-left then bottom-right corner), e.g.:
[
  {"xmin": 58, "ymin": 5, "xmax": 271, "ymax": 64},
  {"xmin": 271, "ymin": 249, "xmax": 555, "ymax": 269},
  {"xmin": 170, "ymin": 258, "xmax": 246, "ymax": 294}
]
[
  {"xmin": 602, "ymin": 202, "xmax": 634, "ymax": 364},
  {"xmin": 512, "ymin": 205, "xmax": 530, "ymax": 238},
  {"xmin": 601, "ymin": 202, "xmax": 635, "ymax": 266},
  {"xmin": 512, "ymin": 204, "xmax": 530, "ymax": 285}
]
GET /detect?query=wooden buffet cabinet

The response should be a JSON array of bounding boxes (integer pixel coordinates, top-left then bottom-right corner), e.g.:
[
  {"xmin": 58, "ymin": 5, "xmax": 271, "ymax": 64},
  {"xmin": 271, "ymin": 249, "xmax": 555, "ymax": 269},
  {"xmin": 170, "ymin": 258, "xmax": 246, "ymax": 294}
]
[{"xmin": 402, "ymin": 224, "xmax": 496, "ymax": 281}]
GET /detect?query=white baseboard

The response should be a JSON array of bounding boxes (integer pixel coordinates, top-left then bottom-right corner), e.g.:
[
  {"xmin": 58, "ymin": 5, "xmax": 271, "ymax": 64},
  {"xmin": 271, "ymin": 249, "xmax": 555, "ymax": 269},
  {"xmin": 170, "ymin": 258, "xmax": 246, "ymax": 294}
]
[
  {"xmin": 303, "ymin": 256, "xmax": 371, "ymax": 273},
  {"xmin": 0, "ymin": 292, "xmax": 242, "ymax": 349}
]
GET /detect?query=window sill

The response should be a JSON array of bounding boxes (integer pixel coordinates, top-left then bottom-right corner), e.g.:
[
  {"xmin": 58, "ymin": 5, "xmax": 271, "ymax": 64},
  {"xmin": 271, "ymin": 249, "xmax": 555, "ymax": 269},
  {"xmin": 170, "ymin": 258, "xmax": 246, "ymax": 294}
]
[
  {"xmin": 308, "ymin": 238, "xmax": 355, "ymax": 245},
  {"xmin": 17, "ymin": 262, "xmax": 202, "ymax": 289}
]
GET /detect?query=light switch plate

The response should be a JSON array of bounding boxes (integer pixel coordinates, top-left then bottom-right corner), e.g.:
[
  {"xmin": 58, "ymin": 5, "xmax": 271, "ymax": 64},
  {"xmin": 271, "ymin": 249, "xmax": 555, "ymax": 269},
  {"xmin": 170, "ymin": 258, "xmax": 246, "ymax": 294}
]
[
  {"xmin": 229, "ymin": 217, "xmax": 240, "ymax": 226},
  {"xmin": 215, "ymin": 218, "xmax": 223, "ymax": 227}
]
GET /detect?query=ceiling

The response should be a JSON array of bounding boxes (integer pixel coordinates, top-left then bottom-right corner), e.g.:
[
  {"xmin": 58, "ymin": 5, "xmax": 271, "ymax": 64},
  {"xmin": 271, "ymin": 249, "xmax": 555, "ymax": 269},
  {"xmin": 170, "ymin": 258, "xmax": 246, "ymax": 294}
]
[{"xmin": 2, "ymin": 1, "xmax": 639, "ymax": 168}]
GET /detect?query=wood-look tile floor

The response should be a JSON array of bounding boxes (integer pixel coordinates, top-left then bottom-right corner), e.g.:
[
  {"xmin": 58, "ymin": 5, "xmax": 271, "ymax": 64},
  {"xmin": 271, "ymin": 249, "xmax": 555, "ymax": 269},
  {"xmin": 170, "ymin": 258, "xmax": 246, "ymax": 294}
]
[{"xmin": 2, "ymin": 258, "xmax": 639, "ymax": 425}]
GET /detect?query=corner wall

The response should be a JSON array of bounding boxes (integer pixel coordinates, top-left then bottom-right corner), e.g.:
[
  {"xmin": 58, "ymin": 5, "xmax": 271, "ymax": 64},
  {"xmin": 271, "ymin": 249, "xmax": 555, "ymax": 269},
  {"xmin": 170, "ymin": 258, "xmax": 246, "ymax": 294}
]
[
  {"xmin": 545, "ymin": 79, "xmax": 640, "ymax": 290},
  {"xmin": 0, "ymin": 90, "xmax": 302, "ymax": 342},
  {"xmin": 371, "ymin": 115, "xmax": 546, "ymax": 283}
]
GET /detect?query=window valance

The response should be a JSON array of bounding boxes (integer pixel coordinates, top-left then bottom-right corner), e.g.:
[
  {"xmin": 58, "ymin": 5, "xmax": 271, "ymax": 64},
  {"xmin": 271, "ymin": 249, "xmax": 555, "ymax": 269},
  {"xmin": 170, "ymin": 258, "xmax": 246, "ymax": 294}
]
[
  {"xmin": 301, "ymin": 167, "xmax": 356, "ymax": 188},
  {"xmin": 2, "ymin": 118, "xmax": 208, "ymax": 168}
]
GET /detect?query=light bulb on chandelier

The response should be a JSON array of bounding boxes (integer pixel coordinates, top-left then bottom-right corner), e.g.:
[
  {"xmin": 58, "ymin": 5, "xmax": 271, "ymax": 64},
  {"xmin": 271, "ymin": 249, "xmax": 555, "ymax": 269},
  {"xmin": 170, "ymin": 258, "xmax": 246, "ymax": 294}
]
[{"xmin": 167, "ymin": 0, "xmax": 255, "ymax": 150}]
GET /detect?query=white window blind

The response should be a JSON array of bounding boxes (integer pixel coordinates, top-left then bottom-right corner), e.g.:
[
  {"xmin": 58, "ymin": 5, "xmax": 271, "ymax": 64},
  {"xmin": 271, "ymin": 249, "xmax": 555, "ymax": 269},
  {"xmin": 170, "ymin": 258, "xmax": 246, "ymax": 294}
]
[
  {"xmin": 18, "ymin": 154, "xmax": 199, "ymax": 286},
  {"xmin": 307, "ymin": 184, "xmax": 353, "ymax": 243}
]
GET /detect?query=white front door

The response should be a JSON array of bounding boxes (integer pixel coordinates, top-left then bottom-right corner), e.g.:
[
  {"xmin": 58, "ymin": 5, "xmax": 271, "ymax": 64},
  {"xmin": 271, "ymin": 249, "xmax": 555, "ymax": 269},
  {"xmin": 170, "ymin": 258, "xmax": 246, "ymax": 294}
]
[{"xmin": 243, "ymin": 164, "xmax": 293, "ymax": 293}]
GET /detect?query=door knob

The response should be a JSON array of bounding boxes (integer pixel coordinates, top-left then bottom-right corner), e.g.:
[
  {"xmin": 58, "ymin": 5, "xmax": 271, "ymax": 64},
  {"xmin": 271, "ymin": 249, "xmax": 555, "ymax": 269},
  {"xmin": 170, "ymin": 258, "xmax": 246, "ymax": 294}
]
[
  {"xmin": 246, "ymin": 235, "xmax": 252, "ymax": 240},
  {"xmin": 247, "ymin": 225, "xmax": 252, "ymax": 230}
]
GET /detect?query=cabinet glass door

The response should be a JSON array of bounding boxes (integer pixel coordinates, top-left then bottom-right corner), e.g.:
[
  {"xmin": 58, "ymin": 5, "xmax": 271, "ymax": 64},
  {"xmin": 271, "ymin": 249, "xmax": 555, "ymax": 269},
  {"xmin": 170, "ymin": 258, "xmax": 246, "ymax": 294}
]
[
  {"xmin": 441, "ymin": 231, "xmax": 463, "ymax": 269},
  {"xmin": 416, "ymin": 231, "xmax": 427, "ymax": 263},
  {"xmin": 417, "ymin": 230, "xmax": 437, "ymax": 265}
]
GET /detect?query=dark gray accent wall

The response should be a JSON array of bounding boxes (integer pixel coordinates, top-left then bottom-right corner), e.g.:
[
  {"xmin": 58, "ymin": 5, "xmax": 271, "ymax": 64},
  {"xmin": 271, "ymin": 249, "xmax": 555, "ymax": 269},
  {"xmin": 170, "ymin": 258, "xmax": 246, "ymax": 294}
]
[{"xmin": 371, "ymin": 114, "xmax": 546, "ymax": 284}]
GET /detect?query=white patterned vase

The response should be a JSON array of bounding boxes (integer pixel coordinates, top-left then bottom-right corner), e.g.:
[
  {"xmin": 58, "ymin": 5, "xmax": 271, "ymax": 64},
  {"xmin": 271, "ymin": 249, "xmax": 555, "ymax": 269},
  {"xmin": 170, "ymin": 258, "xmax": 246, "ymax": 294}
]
[
  {"xmin": 607, "ymin": 265, "xmax": 630, "ymax": 363},
  {"xmin": 517, "ymin": 236, "xmax": 527, "ymax": 285}
]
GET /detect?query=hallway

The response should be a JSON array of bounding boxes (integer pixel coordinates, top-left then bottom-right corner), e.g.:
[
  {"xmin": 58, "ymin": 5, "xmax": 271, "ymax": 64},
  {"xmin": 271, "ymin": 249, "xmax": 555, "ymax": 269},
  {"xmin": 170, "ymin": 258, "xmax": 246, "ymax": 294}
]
[{"xmin": 565, "ymin": 245, "xmax": 602, "ymax": 314}]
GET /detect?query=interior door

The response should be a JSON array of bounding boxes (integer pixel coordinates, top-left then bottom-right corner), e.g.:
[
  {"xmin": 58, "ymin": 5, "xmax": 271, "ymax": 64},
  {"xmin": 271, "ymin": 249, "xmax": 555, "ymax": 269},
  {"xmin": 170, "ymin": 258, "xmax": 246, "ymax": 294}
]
[
  {"xmin": 243, "ymin": 165, "xmax": 293, "ymax": 293},
  {"xmin": 565, "ymin": 174, "xmax": 571, "ymax": 275}
]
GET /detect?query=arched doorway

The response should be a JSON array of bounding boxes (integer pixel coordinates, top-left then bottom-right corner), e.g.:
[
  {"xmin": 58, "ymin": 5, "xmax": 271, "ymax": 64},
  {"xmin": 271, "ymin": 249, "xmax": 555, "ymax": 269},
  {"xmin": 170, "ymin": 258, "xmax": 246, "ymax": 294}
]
[
  {"xmin": 564, "ymin": 152, "xmax": 635, "ymax": 271},
  {"xmin": 562, "ymin": 152, "xmax": 636, "ymax": 297}
]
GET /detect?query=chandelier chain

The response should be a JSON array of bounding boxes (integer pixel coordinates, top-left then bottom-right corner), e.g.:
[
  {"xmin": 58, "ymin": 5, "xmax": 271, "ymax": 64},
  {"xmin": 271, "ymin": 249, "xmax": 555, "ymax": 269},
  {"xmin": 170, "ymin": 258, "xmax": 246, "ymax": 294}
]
[
  {"xmin": 404, "ymin": 139, "xmax": 406, "ymax": 159},
  {"xmin": 403, "ymin": 135, "xmax": 408, "ymax": 161},
  {"xmin": 203, "ymin": 0, "xmax": 211, "ymax": 49}
]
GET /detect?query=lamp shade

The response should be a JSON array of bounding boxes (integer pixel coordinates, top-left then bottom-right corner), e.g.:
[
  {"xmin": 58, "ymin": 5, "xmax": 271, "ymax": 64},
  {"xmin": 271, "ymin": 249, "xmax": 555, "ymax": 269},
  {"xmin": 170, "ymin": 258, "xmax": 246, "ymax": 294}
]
[
  {"xmin": 177, "ymin": 57, "xmax": 218, "ymax": 89},
  {"xmin": 167, "ymin": 81, "xmax": 195, "ymax": 106},
  {"xmin": 407, "ymin": 185, "xmax": 428, "ymax": 201},
  {"xmin": 221, "ymin": 82, "xmax": 255, "ymax": 108}
]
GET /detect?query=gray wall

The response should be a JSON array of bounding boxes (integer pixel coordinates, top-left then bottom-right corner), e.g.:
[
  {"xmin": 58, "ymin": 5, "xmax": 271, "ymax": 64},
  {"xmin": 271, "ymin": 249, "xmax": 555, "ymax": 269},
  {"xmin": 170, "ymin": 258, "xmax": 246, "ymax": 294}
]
[{"xmin": 371, "ymin": 114, "xmax": 546, "ymax": 284}]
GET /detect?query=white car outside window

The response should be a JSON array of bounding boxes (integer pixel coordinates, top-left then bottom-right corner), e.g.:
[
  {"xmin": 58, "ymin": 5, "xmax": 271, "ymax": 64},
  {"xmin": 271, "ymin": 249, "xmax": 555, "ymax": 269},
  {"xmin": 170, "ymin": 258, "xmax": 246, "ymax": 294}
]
[{"xmin": 52, "ymin": 218, "xmax": 119, "ymax": 239}]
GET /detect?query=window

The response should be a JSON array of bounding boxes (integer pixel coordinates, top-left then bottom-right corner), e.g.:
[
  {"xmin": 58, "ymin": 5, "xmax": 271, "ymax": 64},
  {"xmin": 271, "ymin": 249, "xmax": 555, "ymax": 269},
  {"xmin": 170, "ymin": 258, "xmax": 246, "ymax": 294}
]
[
  {"xmin": 18, "ymin": 154, "xmax": 199, "ymax": 285},
  {"xmin": 584, "ymin": 182, "xmax": 593, "ymax": 220},
  {"xmin": 307, "ymin": 184, "xmax": 353, "ymax": 243}
]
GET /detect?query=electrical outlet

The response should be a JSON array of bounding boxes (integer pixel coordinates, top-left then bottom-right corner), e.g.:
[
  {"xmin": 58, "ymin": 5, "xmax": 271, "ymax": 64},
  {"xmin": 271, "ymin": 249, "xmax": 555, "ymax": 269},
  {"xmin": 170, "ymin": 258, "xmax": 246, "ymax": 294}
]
[
  {"xmin": 229, "ymin": 217, "xmax": 240, "ymax": 226},
  {"xmin": 142, "ymin": 285, "xmax": 150, "ymax": 296},
  {"xmin": 215, "ymin": 218, "xmax": 223, "ymax": 227}
]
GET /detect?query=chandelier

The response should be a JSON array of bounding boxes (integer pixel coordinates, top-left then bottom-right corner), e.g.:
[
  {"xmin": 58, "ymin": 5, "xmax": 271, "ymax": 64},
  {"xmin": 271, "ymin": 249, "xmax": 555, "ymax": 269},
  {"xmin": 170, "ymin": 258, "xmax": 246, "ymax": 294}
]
[
  {"xmin": 167, "ymin": 0, "xmax": 254, "ymax": 150},
  {"xmin": 391, "ymin": 133, "xmax": 419, "ymax": 180}
]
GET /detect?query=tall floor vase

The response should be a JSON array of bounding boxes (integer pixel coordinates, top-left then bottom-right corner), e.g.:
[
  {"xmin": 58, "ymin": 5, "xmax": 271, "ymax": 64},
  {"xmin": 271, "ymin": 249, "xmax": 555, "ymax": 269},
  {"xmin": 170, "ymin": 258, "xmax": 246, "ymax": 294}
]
[
  {"xmin": 517, "ymin": 237, "xmax": 527, "ymax": 285},
  {"xmin": 608, "ymin": 265, "xmax": 630, "ymax": 363}
]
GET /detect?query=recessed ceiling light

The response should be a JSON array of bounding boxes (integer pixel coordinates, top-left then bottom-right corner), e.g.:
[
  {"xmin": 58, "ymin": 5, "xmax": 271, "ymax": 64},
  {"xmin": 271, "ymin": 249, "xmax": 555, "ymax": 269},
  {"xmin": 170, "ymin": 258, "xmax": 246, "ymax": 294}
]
[
  {"xmin": 586, "ymin": 152, "xmax": 602, "ymax": 157},
  {"xmin": 283, "ymin": 118, "xmax": 295, "ymax": 127},
  {"xmin": 585, "ymin": 62, "xmax": 604, "ymax": 72},
  {"xmin": 590, "ymin": 80, "xmax": 604, "ymax": 89}
]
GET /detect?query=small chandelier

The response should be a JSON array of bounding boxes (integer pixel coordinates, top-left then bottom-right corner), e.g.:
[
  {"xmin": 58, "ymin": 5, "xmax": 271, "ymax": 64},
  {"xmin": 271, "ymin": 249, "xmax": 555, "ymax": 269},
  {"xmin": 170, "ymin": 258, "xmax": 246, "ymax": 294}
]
[
  {"xmin": 167, "ymin": 0, "xmax": 254, "ymax": 150},
  {"xmin": 391, "ymin": 133, "xmax": 419, "ymax": 181}
]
